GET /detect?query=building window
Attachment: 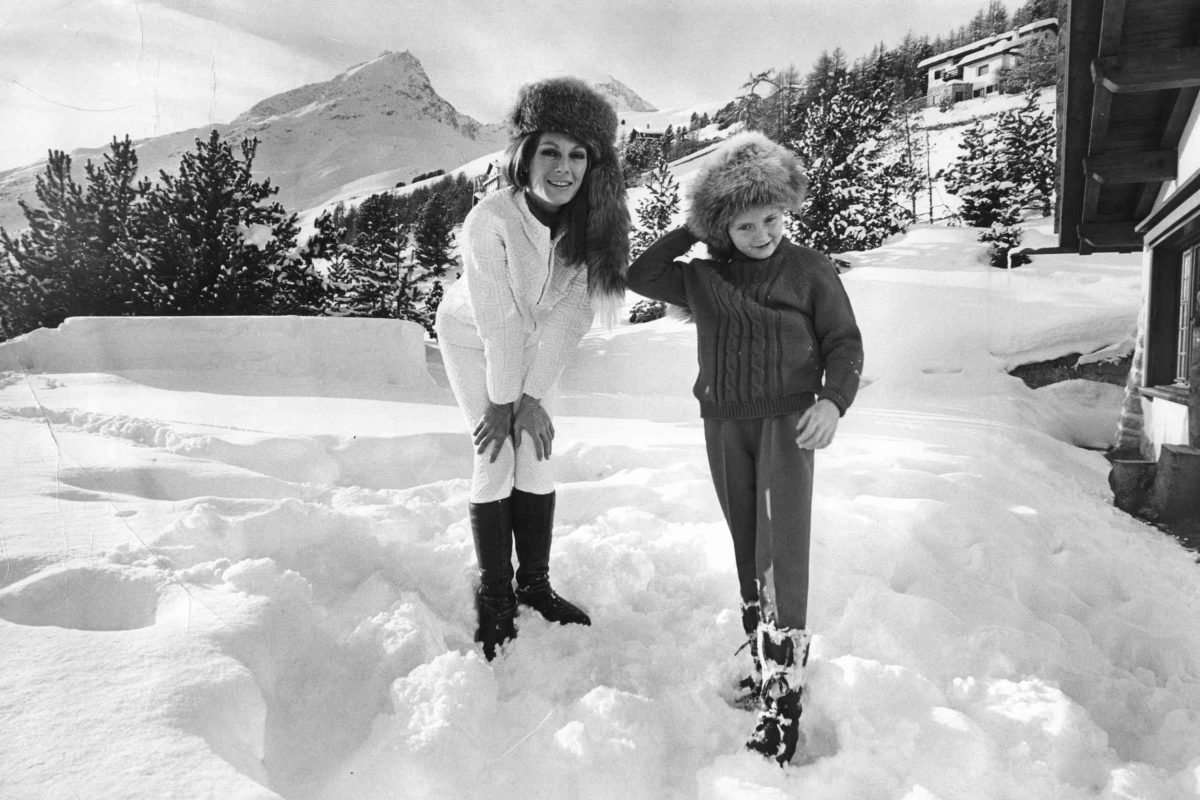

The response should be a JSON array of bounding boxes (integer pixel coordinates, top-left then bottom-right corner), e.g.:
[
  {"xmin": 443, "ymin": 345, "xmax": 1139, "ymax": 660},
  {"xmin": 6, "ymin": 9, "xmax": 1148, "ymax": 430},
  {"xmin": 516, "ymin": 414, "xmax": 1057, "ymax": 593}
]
[
  {"xmin": 977, "ymin": 64, "xmax": 989, "ymax": 77},
  {"xmin": 974, "ymin": 88, "xmax": 984, "ymax": 98},
  {"xmin": 934, "ymin": 69, "xmax": 943, "ymax": 80},
  {"xmin": 1176, "ymin": 245, "xmax": 1199, "ymax": 384}
]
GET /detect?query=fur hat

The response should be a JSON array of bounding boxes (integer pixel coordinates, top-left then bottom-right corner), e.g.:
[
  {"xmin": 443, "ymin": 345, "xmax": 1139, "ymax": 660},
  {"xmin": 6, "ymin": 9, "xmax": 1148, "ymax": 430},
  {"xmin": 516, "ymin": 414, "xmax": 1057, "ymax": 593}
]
[
  {"xmin": 508, "ymin": 77, "xmax": 629, "ymax": 302},
  {"xmin": 686, "ymin": 132, "xmax": 809, "ymax": 257}
]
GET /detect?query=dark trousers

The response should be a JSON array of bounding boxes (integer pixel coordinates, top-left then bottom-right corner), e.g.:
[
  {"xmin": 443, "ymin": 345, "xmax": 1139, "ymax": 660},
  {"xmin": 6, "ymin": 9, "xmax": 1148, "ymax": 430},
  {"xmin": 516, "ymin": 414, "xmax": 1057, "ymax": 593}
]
[{"xmin": 704, "ymin": 413, "xmax": 814, "ymax": 630}]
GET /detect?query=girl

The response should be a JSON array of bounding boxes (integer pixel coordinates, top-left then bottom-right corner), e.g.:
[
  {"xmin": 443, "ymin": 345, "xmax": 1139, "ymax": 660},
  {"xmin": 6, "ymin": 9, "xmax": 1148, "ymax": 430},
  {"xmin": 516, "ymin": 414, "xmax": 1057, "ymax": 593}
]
[{"xmin": 627, "ymin": 132, "xmax": 863, "ymax": 764}]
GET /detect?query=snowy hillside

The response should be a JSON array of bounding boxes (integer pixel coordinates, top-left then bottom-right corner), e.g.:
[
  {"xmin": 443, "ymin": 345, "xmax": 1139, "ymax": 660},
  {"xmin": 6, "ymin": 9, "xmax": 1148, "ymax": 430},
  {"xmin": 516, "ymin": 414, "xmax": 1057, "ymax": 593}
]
[
  {"xmin": 916, "ymin": 87, "xmax": 1057, "ymax": 221},
  {"xmin": 5, "ymin": 220, "xmax": 1195, "ymax": 800},
  {"xmin": 0, "ymin": 51, "xmax": 509, "ymax": 235}
]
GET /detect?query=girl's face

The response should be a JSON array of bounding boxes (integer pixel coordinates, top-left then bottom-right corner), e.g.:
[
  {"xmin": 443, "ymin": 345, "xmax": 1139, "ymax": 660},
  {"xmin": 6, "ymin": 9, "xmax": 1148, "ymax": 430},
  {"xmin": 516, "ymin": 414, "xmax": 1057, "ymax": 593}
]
[
  {"xmin": 527, "ymin": 132, "xmax": 588, "ymax": 210},
  {"xmin": 728, "ymin": 205, "xmax": 785, "ymax": 259}
]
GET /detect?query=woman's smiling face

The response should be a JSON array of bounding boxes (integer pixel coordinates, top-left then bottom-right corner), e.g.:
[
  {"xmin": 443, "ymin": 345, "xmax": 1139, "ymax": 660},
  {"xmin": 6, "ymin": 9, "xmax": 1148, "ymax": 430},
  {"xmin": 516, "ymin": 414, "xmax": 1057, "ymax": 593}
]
[{"xmin": 526, "ymin": 131, "xmax": 588, "ymax": 210}]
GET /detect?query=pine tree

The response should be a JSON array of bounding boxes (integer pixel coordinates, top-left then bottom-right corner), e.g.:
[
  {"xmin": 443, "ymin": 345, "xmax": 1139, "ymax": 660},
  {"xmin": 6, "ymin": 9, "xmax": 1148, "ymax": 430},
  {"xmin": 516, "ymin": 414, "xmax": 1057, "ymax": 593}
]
[
  {"xmin": 982, "ymin": 0, "xmax": 1010, "ymax": 34},
  {"xmin": 413, "ymin": 193, "xmax": 454, "ymax": 276},
  {"xmin": 355, "ymin": 193, "xmax": 398, "ymax": 241},
  {"xmin": 782, "ymin": 77, "xmax": 916, "ymax": 254},
  {"xmin": 941, "ymin": 92, "xmax": 1054, "ymax": 227},
  {"xmin": 805, "ymin": 50, "xmax": 848, "ymax": 100},
  {"xmin": 997, "ymin": 35, "xmax": 1057, "ymax": 94},
  {"xmin": 421, "ymin": 279, "xmax": 444, "ymax": 338},
  {"xmin": 996, "ymin": 92, "xmax": 1056, "ymax": 216},
  {"xmin": 323, "ymin": 220, "xmax": 442, "ymax": 336},
  {"xmin": 737, "ymin": 70, "xmax": 779, "ymax": 133},
  {"xmin": 0, "ymin": 137, "xmax": 150, "ymax": 338},
  {"xmin": 620, "ymin": 136, "xmax": 658, "ymax": 186},
  {"xmin": 630, "ymin": 156, "xmax": 680, "ymax": 259},
  {"xmin": 1012, "ymin": 0, "xmax": 1056, "ymax": 27},
  {"xmin": 940, "ymin": 121, "xmax": 1013, "ymax": 228},
  {"xmin": 940, "ymin": 92, "xmax": 1054, "ymax": 266},
  {"xmin": 135, "ymin": 130, "xmax": 317, "ymax": 314}
]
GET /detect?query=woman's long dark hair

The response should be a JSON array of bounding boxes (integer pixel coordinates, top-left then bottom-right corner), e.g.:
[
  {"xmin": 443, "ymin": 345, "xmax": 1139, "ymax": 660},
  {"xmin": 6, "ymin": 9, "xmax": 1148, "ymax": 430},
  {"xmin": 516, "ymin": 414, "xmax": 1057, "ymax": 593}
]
[{"xmin": 503, "ymin": 131, "xmax": 592, "ymax": 268}]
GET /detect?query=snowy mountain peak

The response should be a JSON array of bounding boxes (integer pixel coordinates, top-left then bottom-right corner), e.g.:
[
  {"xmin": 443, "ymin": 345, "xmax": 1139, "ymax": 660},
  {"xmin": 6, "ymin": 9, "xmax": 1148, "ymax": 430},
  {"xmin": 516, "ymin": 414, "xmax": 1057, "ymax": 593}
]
[
  {"xmin": 233, "ymin": 50, "xmax": 459, "ymax": 130},
  {"xmin": 591, "ymin": 76, "xmax": 658, "ymax": 113},
  {"xmin": 0, "ymin": 50, "xmax": 509, "ymax": 233}
]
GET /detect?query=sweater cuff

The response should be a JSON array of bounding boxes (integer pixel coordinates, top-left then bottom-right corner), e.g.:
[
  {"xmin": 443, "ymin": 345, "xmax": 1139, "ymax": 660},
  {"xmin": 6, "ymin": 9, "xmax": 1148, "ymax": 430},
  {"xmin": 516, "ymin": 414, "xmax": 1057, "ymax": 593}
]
[{"xmin": 818, "ymin": 391, "xmax": 850, "ymax": 417}]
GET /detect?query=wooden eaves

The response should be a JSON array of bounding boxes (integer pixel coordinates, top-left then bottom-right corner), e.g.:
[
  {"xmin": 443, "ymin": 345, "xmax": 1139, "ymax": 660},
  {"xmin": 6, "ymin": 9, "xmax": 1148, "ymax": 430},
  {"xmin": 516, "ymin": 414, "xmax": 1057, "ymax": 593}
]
[{"xmin": 1056, "ymin": 0, "xmax": 1200, "ymax": 254}]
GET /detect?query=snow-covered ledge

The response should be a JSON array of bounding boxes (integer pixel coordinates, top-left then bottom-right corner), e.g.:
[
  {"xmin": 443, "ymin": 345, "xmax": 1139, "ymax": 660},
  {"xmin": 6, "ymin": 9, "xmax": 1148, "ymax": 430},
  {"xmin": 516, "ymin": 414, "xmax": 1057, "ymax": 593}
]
[{"xmin": 0, "ymin": 316, "xmax": 434, "ymax": 389}]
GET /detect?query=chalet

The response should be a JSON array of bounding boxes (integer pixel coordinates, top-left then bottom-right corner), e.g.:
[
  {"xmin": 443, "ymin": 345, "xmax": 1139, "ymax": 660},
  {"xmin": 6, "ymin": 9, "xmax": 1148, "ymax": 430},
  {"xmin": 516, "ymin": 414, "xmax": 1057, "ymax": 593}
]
[
  {"xmin": 471, "ymin": 160, "xmax": 507, "ymax": 204},
  {"xmin": 625, "ymin": 128, "xmax": 666, "ymax": 143},
  {"xmin": 1057, "ymin": 0, "xmax": 1200, "ymax": 522},
  {"xmin": 921, "ymin": 19, "xmax": 1058, "ymax": 106}
]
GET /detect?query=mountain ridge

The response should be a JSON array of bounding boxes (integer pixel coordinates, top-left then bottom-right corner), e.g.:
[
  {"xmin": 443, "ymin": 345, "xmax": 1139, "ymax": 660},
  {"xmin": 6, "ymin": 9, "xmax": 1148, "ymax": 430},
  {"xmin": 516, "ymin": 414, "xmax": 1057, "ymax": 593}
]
[{"xmin": 0, "ymin": 51, "xmax": 508, "ymax": 233}]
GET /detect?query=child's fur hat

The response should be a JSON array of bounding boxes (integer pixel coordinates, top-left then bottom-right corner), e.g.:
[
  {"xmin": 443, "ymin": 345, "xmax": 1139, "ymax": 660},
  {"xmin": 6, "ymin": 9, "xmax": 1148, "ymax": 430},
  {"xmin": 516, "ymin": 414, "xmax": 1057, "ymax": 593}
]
[
  {"xmin": 686, "ymin": 132, "xmax": 809, "ymax": 257},
  {"xmin": 509, "ymin": 76, "xmax": 629, "ymax": 301}
]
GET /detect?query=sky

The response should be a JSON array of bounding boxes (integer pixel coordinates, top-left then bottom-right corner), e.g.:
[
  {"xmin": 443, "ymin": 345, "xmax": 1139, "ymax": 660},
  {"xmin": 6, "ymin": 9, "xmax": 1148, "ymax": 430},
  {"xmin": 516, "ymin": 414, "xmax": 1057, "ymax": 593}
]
[{"xmin": 0, "ymin": 0, "xmax": 1028, "ymax": 171}]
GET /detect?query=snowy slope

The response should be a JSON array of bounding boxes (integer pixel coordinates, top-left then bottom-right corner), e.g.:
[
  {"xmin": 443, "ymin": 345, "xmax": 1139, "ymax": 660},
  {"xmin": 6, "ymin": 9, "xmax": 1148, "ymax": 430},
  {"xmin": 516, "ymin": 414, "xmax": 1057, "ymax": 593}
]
[
  {"xmin": 0, "ymin": 52, "xmax": 509, "ymax": 236},
  {"xmin": 5, "ymin": 221, "xmax": 1194, "ymax": 800}
]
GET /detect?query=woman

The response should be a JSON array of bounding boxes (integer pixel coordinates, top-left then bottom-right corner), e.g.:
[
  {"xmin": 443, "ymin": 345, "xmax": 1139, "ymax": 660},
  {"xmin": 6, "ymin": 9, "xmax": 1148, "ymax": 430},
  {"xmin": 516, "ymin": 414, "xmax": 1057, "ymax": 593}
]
[{"xmin": 434, "ymin": 77, "xmax": 629, "ymax": 661}]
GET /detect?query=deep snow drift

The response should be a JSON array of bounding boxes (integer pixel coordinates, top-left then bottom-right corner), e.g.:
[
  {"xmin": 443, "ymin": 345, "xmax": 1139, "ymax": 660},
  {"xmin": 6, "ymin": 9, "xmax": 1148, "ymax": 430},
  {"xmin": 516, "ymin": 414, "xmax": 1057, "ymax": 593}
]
[{"xmin": 4, "ymin": 223, "xmax": 1199, "ymax": 800}]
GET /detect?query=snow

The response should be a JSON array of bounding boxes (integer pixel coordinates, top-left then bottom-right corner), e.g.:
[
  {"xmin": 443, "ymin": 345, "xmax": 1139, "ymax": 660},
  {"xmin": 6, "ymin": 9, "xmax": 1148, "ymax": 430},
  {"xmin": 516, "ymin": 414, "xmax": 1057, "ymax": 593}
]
[{"xmin": 7, "ymin": 216, "xmax": 1200, "ymax": 799}]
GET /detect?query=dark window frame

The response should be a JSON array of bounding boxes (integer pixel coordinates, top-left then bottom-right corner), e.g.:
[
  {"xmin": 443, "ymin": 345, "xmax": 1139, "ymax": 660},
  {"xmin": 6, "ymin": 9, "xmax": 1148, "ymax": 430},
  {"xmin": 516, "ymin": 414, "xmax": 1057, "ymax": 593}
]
[{"xmin": 1144, "ymin": 212, "xmax": 1200, "ymax": 398}]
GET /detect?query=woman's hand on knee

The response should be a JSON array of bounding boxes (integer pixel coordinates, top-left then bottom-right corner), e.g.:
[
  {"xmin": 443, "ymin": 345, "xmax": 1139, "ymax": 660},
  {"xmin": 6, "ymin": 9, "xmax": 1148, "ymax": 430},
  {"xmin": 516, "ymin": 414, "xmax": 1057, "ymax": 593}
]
[
  {"xmin": 513, "ymin": 393, "xmax": 555, "ymax": 461},
  {"xmin": 473, "ymin": 401, "xmax": 514, "ymax": 463}
]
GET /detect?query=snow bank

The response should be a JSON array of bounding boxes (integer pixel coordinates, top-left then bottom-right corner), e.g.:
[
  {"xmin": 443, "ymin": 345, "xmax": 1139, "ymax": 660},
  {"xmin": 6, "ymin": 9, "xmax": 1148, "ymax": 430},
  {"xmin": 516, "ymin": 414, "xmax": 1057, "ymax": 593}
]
[{"xmin": 0, "ymin": 315, "xmax": 432, "ymax": 389}]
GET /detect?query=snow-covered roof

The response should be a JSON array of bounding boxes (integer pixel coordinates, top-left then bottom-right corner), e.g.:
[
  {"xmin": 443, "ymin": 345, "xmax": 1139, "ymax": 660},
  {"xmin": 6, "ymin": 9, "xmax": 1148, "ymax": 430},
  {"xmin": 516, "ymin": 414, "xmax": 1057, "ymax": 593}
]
[
  {"xmin": 958, "ymin": 38, "xmax": 1026, "ymax": 66},
  {"xmin": 919, "ymin": 18, "xmax": 1058, "ymax": 70},
  {"xmin": 919, "ymin": 34, "xmax": 1005, "ymax": 68},
  {"xmin": 1017, "ymin": 18, "xmax": 1058, "ymax": 36}
]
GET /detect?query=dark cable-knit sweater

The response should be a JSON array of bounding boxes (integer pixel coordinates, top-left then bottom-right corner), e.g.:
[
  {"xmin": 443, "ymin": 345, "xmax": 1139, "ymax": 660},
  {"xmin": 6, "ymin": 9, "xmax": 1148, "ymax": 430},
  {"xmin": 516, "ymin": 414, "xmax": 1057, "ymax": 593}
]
[{"xmin": 627, "ymin": 227, "xmax": 863, "ymax": 420}]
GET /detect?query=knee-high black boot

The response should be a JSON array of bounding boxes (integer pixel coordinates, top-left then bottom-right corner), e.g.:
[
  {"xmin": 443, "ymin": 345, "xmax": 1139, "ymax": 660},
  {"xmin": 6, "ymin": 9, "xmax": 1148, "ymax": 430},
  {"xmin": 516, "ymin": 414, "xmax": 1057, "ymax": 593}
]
[
  {"xmin": 512, "ymin": 489, "xmax": 591, "ymax": 626},
  {"xmin": 470, "ymin": 497, "xmax": 516, "ymax": 660}
]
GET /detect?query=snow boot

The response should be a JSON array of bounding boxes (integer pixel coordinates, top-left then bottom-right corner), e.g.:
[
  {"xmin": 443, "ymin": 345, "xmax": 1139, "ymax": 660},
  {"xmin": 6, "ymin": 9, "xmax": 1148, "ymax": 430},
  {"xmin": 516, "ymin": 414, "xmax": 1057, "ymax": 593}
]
[
  {"xmin": 470, "ymin": 497, "xmax": 517, "ymax": 661},
  {"xmin": 746, "ymin": 625, "xmax": 812, "ymax": 766},
  {"xmin": 733, "ymin": 600, "xmax": 763, "ymax": 708},
  {"xmin": 511, "ymin": 489, "xmax": 591, "ymax": 626}
]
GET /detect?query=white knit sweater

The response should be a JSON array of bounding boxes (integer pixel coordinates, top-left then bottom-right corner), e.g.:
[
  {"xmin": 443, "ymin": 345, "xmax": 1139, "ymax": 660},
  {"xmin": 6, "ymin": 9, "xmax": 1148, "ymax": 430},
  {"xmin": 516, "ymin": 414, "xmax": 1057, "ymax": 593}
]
[{"xmin": 435, "ymin": 189, "xmax": 595, "ymax": 404}]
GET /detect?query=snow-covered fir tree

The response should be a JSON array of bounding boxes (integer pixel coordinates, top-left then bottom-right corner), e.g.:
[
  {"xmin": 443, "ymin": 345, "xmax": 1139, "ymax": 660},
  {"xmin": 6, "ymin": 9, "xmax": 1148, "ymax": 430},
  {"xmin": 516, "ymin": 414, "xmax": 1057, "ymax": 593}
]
[
  {"xmin": 630, "ymin": 155, "xmax": 681, "ymax": 259},
  {"xmin": 620, "ymin": 136, "xmax": 658, "ymax": 186},
  {"xmin": 782, "ymin": 76, "xmax": 916, "ymax": 254},
  {"xmin": 940, "ymin": 121, "xmax": 1013, "ymax": 228},
  {"xmin": 320, "ymin": 220, "xmax": 443, "ymax": 337},
  {"xmin": 413, "ymin": 193, "xmax": 454, "ymax": 276},
  {"xmin": 996, "ymin": 92, "xmax": 1056, "ymax": 216},
  {"xmin": 135, "ymin": 131, "xmax": 321, "ymax": 314},
  {"xmin": 940, "ymin": 92, "xmax": 1055, "ymax": 265},
  {"xmin": 0, "ymin": 137, "xmax": 151, "ymax": 339},
  {"xmin": 997, "ymin": 36, "xmax": 1057, "ymax": 94}
]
